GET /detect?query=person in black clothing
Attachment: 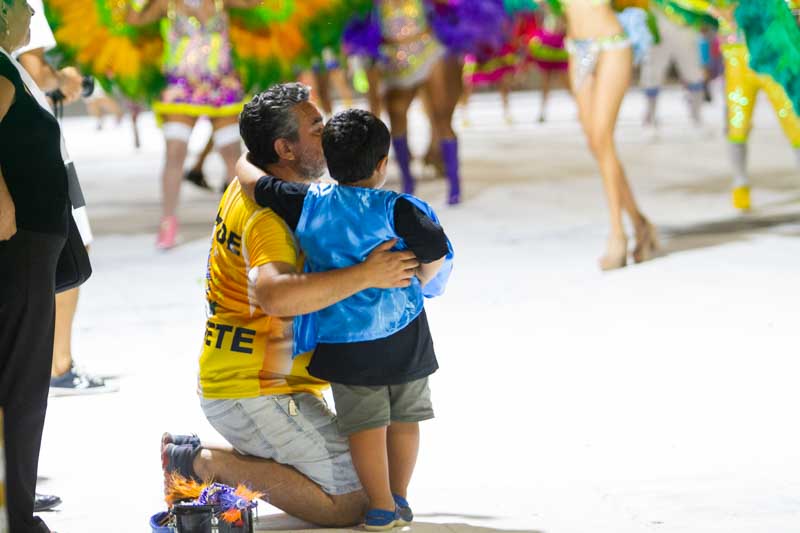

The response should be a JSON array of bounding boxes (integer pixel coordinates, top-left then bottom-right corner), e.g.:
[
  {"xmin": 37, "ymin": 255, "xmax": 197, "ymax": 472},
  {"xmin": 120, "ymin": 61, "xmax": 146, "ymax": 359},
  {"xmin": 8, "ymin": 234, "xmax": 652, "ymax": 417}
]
[
  {"xmin": 0, "ymin": 2, "xmax": 70, "ymax": 531},
  {"xmin": 236, "ymin": 108, "xmax": 450, "ymax": 531}
]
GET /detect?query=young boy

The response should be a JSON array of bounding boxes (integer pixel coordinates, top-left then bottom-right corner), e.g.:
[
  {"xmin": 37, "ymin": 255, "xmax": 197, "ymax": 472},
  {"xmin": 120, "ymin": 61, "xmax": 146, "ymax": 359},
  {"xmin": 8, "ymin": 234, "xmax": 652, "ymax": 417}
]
[{"xmin": 237, "ymin": 108, "xmax": 453, "ymax": 530}]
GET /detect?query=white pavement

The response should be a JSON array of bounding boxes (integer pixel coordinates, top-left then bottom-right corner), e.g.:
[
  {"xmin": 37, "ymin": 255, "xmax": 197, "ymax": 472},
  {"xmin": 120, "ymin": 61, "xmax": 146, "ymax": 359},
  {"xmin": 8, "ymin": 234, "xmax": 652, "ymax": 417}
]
[{"xmin": 35, "ymin": 86, "xmax": 800, "ymax": 533}]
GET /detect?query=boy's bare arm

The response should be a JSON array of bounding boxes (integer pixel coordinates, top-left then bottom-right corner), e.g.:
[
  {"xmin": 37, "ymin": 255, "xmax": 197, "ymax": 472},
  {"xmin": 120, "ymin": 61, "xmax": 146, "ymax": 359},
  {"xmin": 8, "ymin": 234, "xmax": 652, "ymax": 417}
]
[
  {"xmin": 235, "ymin": 153, "xmax": 263, "ymax": 201},
  {"xmin": 416, "ymin": 257, "xmax": 446, "ymax": 287}
]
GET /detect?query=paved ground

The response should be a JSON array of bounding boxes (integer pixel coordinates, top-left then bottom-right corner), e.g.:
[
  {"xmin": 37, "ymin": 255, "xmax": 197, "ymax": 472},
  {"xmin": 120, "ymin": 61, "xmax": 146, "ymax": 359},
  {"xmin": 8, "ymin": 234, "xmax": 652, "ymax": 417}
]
[{"xmin": 33, "ymin": 85, "xmax": 800, "ymax": 533}]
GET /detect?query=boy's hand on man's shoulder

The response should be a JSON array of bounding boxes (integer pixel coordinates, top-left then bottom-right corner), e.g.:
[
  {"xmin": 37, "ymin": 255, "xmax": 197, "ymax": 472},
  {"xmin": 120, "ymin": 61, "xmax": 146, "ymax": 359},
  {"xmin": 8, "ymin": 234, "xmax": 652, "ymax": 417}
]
[{"xmin": 360, "ymin": 239, "xmax": 420, "ymax": 289}]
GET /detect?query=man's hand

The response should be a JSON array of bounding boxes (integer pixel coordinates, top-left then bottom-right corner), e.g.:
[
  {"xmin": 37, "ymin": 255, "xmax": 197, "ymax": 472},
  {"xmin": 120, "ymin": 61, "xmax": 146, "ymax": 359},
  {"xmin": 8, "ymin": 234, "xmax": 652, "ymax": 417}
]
[
  {"xmin": 0, "ymin": 196, "xmax": 17, "ymax": 241},
  {"xmin": 359, "ymin": 239, "xmax": 419, "ymax": 289},
  {"xmin": 56, "ymin": 67, "xmax": 82, "ymax": 104}
]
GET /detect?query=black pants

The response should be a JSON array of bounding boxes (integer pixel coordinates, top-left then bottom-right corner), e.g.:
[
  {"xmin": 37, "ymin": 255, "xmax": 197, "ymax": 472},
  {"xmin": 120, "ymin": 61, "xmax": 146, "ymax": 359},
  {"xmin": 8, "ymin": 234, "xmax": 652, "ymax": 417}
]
[{"xmin": 0, "ymin": 230, "xmax": 65, "ymax": 533}]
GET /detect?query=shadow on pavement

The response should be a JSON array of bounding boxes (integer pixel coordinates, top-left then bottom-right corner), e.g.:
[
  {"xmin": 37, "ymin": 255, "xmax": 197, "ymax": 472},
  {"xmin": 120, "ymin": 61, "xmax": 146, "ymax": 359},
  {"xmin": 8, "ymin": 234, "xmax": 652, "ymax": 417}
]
[
  {"xmin": 254, "ymin": 512, "xmax": 541, "ymax": 533},
  {"xmin": 656, "ymin": 211, "xmax": 800, "ymax": 257}
]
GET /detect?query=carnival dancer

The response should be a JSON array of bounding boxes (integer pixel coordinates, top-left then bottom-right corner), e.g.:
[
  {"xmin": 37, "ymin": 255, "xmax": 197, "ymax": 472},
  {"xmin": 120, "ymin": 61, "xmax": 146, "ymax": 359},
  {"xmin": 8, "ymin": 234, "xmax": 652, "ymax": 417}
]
[
  {"xmin": 555, "ymin": 0, "xmax": 658, "ymax": 269},
  {"xmin": 641, "ymin": 6, "xmax": 708, "ymax": 134},
  {"xmin": 377, "ymin": 0, "xmax": 459, "ymax": 204},
  {"xmin": 126, "ymin": 0, "xmax": 261, "ymax": 248},
  {"xmin": 345, "ymin": 0, "xmax": 508, "ymax": 205},
  {"xmin": 46, "ymin": 0, "xmax": 360, "ymax": 248},
  {"xmin": 526, "ymin": 7, "xmax": 570, "ymax": 123},
  {"xmin": 237, "ymin": 108, "xmax": 453, "ymax": 531},
  {"xmin": 671, "ymin": 0, "xmax": 800, "ymax": 211}
]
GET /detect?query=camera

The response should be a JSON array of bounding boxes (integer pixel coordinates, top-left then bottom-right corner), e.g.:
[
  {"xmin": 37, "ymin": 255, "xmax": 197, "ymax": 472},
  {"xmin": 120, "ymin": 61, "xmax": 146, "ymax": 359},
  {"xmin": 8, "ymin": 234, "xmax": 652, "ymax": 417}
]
[{"xmin": 47, "ymin": 75, "xmax": 95, "ymax": 103}]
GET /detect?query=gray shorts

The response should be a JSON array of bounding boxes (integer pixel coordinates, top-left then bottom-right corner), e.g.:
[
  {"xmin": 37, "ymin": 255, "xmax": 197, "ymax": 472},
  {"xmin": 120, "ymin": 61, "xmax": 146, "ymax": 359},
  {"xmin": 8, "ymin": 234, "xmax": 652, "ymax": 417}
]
[
  {"xmin": 330, "ymin": 377, "xmax": 434, "ymax": 436},
  {"xmin": 200, "ymin": 393, "xmax": 362, "ymax": 495}
]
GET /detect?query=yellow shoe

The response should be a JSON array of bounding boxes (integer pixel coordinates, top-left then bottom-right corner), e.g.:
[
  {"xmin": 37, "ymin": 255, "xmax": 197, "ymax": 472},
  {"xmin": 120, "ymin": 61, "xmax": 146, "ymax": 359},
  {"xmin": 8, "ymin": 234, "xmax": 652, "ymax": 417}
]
[{"xmin": 732, "ymin": 185, "xmax": 751, "ymax": 211}]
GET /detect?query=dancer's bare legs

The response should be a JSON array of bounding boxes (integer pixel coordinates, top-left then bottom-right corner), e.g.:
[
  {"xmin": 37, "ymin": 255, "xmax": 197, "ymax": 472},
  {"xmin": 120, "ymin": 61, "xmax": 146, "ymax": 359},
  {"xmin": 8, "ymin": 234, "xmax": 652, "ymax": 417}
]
[
  {"xmin": 571, "ymin": 47, "xmax": 650, "ymax": 269},
  {"xmin": 211, "ymin": 115, "xmax": 241, "ymax": 188},
  {"xmin": 385, "ymin": 85, "xmax": 419, "ymax": 193},
  {"xmin": 426, "ymin": 57, "xmax": 463, "ymax": 203},
  {"xmin": 156, "ymin": 114, "xmax": 196, "ymax": 248},
  {"xmin": 539, "ymin": 70, "xmax": 552, "ymax": 123},
  {"xmin": 499, "ymin": 72, "xmax": 513, "ymax": 124},
  {"xmin": 421, "ymin": 87, "xmax": 443, "ymax": 174},
  {"xmin": 366, "ymin": 64, "xmax": 383, "ymax": 117},
  {"xmin": 131, "ymin": 105, "xmax": 142, "ymax": 149},
  {"xmin": 460, "ymin": 79, "xmax": 473, "ymax": 127},
  {"xmin": 161, "ymin": 114, "xmax": 196, "ymax": 220},
  {"xmin": 328, "ymin": 65, "xmax": 354, "ymax": 108},
  {"xmin": 193, "ymin": 444, "xmax": 368, "ymax": 527},
  {"xmin": 183, "ymin": 135, "xmax": 214, "ymax": 191}
]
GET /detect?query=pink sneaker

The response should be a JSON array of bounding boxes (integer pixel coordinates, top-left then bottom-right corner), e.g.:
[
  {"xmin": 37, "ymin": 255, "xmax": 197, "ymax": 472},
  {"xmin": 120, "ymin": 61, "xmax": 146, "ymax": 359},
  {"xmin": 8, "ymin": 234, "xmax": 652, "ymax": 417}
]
[{"xmin": 156, "ymin": 216, "xmax": 178, "ymax": 250}]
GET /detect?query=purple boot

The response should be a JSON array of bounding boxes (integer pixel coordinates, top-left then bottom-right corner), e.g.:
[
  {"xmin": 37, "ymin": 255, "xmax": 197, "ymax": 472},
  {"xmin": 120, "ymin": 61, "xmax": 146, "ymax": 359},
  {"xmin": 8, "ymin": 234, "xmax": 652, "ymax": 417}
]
[
  {"xmin": 392, "ymin": 136, "xmax": 415, "ymax": 194},
  {"xmin": 441, "ymin": 138, "xmax": 461, "ymax": 205}
]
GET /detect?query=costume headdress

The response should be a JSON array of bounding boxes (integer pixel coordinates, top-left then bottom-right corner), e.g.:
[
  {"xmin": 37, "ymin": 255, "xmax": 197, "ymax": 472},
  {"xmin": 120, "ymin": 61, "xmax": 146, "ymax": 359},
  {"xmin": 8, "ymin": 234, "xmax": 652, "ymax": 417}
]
[{"xmin": 44, "ymin": 0, "xmax": 372, "ymax": 102}]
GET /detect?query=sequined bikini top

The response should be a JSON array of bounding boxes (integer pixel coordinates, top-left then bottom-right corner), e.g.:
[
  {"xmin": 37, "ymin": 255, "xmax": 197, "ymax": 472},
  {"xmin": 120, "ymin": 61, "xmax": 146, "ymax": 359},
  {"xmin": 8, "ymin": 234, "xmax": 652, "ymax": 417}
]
[
  {"xmin": 379, "ymin": 0, "xmax": 430, "ymax": 41},
  {"xmin": 163, "ymin": 0, "xmax": 232, "ymax": 74}
]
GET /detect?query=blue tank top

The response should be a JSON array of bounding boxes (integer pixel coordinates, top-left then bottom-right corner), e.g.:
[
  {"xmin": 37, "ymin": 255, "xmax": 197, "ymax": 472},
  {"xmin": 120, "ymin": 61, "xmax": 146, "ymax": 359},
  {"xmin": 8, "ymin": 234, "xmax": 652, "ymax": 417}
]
[{"xmin": 293, "ymin": 183, "xmax": 453, "ymax": 356}]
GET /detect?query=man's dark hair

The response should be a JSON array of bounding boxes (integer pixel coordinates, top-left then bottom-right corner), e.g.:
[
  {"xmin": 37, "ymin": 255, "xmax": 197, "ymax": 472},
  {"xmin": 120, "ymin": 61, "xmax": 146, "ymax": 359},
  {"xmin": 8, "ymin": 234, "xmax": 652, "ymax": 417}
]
[
  {"xmin": 322, "ymin": 109, "xmax": 391, "ymax": 184},
  {"xmin": 239, "ymin": 83, "xmax": 310, "ymax": 168}
]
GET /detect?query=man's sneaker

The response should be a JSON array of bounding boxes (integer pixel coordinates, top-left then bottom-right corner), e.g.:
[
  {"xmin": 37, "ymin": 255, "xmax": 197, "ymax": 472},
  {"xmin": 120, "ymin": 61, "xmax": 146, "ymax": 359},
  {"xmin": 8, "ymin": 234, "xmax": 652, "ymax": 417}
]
[
  {"xmin": 33, "ymin": 492, "xmax": 62, "ymax": 512},
  {"xmin": 161, "ymin": 432, "xmax": 203, "ymax": 497},
  {"xmin": 364, "ymin": 508, "xmax": 398, "ymax": 531},
  {"xmin": 393, "ymin": 494, "xmax": 413, "ymax": 525},
  {"xmin": 49, "ymin": 365, "xmax": 119, "ymax": 397},
  {"xmin": 161, "ymin": 432, "xmax": 201, "ymax": 448}
]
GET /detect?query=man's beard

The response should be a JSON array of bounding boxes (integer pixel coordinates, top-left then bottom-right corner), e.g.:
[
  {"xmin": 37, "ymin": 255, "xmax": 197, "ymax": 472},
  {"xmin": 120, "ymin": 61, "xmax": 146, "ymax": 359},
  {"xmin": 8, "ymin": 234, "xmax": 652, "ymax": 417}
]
[{"xmin": 296, "ymin": 151, "xmax": 327, "ymax": 180}]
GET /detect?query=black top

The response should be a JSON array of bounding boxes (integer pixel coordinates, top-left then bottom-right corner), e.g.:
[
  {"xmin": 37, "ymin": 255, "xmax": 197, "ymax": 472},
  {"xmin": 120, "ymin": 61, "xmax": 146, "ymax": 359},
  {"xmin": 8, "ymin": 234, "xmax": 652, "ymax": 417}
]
[
  {"xmin": 0, "ymin": 55, "xmax": 69, "ymax": 236},
  {"xmin": 253, "ymin": 175, "xmax": 449, "ymax": 385}
]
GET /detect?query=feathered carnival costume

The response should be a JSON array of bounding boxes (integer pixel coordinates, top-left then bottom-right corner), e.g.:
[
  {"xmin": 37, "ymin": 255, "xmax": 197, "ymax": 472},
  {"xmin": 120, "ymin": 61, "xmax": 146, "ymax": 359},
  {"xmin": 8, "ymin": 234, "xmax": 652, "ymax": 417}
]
[
  {"xmin": 150, "ymin": 474, "xmax": 263, "ymax": 531},
  {"xmin": 43, "ymin": 0, "xmax": 372, "ymax": 119},
  {"xmin": 343, "ymin": 0, "xmax": 514, "ymax": 88},
  {"xmin": 342, "ymin": 0, "xmax": 514, "ymax": 205},
  {"xmin": 655, "ymin": 0, "xmax": 800, "ymax": 209}
]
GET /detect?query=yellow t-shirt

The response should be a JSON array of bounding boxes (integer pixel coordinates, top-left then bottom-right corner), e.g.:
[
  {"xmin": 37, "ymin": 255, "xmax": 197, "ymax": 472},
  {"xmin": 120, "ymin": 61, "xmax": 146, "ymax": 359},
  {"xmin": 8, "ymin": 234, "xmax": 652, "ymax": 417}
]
[{"xmin": 198, "ymin": 180, "xmax": 328, "ymax": 399}]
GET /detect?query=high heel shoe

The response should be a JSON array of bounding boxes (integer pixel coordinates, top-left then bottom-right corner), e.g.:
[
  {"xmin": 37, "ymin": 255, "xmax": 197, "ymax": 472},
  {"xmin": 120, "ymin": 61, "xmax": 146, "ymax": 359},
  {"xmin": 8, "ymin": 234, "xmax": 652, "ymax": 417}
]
[
  {"xmin": 156, "ymin": 215, "xmax": 178, "ymax": 250},
  {"xmin": 633, "ymin": 219, "xmax": 659, "ymax": 264},
  {"xmin": 732, "ymin": 185, "xmax": 751, "ymax": 211},
  {"xmin": 599, "ymin": 236, "xmax": 628, "ymax": 271}
]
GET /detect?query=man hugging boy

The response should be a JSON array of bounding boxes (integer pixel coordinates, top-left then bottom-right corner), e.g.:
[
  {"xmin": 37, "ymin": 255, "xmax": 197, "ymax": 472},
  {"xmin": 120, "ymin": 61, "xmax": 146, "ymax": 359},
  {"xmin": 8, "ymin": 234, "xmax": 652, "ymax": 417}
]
[{"xmin": 237, "ymin": 106, "xmax": 453, "ymax": 530}]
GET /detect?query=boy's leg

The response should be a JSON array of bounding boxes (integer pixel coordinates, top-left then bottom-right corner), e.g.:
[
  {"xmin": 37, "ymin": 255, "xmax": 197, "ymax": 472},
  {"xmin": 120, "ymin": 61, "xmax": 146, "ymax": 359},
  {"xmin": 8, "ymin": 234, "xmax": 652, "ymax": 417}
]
[
  {"xmin": 348, "ymin": 427, "xmax": 395, "ymax": 511},
  {"xmin": 387, "ymin": 377, "xmax": 435, "ymax": 499},
  {"xmin": 330, "ymin": 383, "xmax": 395, "ymax": 511},
  {"xmin": 387, "ymin": 421, "xmax": 419, "ymax": 499}
]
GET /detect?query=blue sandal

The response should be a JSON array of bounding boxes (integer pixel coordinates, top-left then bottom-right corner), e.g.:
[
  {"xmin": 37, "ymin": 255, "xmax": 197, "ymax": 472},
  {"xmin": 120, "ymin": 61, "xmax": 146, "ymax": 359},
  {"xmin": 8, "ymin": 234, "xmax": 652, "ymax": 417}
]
[
  {"xmin": 364, "ymin": 508, "xmax": 398, "ymax": 531},
  {"xmin": 393, "ymin": 494, "xmax": 413, "ymax": 525}
]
